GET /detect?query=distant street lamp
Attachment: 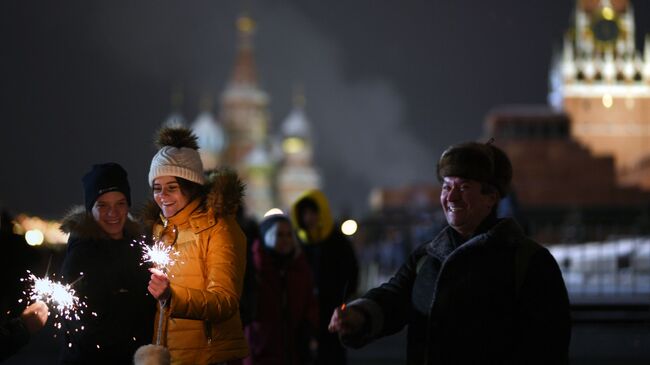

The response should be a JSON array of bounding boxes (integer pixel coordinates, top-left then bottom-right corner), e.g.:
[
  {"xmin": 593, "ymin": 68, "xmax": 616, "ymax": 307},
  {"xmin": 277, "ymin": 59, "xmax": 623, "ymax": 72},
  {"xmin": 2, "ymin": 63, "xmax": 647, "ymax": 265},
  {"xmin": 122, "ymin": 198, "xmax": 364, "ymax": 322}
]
[
  {"xmin": 25, "ymin": 229, "xmax": 44, "ymax": 246},
  {"xmin": 341, "ymin": 219, "xmax": 358, "ymax": 236}
]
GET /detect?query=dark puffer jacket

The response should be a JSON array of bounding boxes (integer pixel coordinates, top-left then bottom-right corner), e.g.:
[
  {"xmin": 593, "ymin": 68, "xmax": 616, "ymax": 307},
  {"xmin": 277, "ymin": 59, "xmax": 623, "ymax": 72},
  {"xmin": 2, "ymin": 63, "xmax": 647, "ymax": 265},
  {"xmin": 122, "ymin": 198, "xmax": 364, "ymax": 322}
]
[
  {"xmin": 59, "ymin": 207, "xmax": 154, "ymax": 365},
  {"xmin": 291, "ymin": 190, "xmax": 359, "ymax": 365},
  {"xmin": 344, "ymin": 217, "xmax": 571, "ymax": 365},
  {"xmin": 244, "ymin": 239, "xmax": 319, "ymax": 365}
]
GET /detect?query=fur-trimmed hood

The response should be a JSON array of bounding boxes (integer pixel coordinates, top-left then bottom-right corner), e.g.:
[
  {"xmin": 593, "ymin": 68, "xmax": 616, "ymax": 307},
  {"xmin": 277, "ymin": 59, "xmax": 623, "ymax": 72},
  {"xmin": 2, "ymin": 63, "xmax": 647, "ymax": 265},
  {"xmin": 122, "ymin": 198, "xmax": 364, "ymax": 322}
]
[
  {"xmin": 140, "ymin": 168, "xmax": 244, "ymax": 228},
  {"xmin": 60, "ymin": 206, "xmax": 141, "ymax": 245}
]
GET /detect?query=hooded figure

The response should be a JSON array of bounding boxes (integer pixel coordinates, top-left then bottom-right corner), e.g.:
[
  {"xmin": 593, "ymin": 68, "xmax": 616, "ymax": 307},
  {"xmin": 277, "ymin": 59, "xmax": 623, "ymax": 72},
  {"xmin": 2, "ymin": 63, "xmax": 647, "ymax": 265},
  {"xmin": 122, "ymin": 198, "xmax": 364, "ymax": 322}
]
[
  {"xmin": 290, "ymin": 190, "xmax": 359, "ymax": 365},
  {"xmin": 59, "ymin": 162, "xmax": 154, "ymax": 365},
  {"xmin": 142, "ymin": 127, "xmax": 249, "ymax": 365},
  {"xmin": 244, "ymin": 214, "xmax": 319, "ymax": 365},
  {"xmin": 328, "ymin": 141, "xmax": 571, "ymax": 365}
]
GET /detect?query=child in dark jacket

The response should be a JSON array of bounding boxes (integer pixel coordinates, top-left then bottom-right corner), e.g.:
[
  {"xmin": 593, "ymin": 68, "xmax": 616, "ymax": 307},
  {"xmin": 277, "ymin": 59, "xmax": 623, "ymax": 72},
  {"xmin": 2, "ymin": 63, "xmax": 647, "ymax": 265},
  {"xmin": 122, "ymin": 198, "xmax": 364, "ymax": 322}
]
[{"xmin": 59, "ymin": 163, "xmax": 154, "ymax": 365}]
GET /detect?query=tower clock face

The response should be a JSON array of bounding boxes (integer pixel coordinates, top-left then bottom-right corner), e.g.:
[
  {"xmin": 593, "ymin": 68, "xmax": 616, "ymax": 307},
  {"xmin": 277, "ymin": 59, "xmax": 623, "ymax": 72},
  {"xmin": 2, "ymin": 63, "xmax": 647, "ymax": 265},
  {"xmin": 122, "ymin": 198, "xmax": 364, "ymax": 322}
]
[{"xmin": 592, "ymin": 18, "xmax": 619, "ymax": 42}]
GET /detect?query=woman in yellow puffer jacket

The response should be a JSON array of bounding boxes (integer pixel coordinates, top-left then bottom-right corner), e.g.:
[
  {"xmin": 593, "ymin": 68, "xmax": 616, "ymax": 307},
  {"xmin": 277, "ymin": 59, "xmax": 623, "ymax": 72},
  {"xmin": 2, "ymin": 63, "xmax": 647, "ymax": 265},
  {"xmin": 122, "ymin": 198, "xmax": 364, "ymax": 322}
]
[{"xmin": 143, "ymin": 127, "xmax": 249, "ymax": 365}]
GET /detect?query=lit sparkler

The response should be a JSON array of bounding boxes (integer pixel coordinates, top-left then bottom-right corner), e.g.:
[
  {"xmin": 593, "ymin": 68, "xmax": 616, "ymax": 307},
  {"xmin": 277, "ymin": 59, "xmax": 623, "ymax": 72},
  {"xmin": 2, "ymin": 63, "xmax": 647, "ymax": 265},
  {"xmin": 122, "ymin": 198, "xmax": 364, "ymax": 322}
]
[
  {"xmin": 136, "ymin": 227, "xmax": 180, "ymax": 346},
  {"xmin": 138, "ymin": 228, "xmax": 180, "ymax": 272},
  {"xmin": 141, "ymin": 240, "xmax": 179, "ymax": 271},
  {"xmin": 21, "ymin": 270, "xmax": 85, "ymax": 322}
]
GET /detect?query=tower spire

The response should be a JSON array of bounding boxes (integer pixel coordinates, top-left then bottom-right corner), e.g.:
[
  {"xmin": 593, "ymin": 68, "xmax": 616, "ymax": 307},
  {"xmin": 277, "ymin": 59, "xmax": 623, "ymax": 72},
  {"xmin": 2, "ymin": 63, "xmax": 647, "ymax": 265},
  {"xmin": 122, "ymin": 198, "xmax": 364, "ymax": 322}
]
[
  {"xmin": 162, "ymin": 88, "xmax": 186, "ymax": 128},
  {"xmin": 220, "ymin": 11, "xmax": 273, "ymax": 218},
  {"xmin": 292, "ymin": 83, "xmax": 306, "ymax": 108},
  {"xmin": 229, "ymin": 14, "xmax": 258, "ymax": 86},
  {"xmin": 277, "ymin": 88, "xmax": 321, "ymax": 210}
]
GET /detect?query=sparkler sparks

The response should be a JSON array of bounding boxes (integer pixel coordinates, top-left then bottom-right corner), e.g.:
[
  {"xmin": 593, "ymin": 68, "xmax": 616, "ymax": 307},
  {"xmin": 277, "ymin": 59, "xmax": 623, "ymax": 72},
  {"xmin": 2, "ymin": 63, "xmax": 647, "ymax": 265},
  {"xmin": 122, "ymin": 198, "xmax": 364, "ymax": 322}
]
[
  {"xmin": 138, "ymin": 233, "xmax": 180, "ymax": 272},
  {"xmin": 142, "ymin": 241, "xmax": 178, "ymax": 270},
  {"xmin": 21, "ymin": 270, "xmax": 86, "ymax": 323}
]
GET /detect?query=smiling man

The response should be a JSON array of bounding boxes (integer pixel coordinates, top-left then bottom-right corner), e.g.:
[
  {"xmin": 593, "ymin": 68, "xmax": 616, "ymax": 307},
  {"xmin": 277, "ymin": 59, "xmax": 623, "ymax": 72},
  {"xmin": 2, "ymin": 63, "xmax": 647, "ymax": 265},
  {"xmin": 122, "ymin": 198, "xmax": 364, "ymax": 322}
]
[{"xmin": 328, "ymin": 141, "xmax": 571, "ymax": 364}]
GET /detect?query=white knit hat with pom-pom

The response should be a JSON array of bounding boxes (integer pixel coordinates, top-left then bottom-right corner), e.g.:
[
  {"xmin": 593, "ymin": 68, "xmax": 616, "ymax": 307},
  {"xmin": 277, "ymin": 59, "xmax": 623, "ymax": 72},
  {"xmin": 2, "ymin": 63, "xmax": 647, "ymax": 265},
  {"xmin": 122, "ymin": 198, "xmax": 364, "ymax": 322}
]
[{"xmin": 148, "ymin": 127, "xmax": 206, "ymax": 186}]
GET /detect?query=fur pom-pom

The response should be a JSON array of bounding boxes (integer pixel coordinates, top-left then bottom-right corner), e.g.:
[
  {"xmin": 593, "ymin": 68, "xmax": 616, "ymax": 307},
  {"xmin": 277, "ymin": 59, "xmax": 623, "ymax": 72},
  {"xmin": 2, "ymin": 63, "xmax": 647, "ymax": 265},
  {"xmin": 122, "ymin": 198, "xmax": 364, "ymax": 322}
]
[
  {"xmin": 155, "ymin": 127, "xmax": 199, "ymax": 150},
  {"xmin": 133, "ymin": 344, "xmax": 171, "ymax": 365}
]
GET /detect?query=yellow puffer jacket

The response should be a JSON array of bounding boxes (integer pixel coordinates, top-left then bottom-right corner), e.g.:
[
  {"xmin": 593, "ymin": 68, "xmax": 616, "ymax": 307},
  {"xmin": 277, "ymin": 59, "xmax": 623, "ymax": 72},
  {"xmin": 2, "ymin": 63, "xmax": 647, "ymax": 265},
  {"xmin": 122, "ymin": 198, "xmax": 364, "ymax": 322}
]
[{"xmin": 146, "ymin": 170, "xmax": 249, "ymax": 364}]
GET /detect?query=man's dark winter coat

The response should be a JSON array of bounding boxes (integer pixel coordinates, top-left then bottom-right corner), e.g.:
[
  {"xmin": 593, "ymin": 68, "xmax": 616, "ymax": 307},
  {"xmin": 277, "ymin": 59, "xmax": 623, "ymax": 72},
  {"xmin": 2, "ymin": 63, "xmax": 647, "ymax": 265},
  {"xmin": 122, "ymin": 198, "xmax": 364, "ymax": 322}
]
[{"xmin": 345, "ymin": 217, "xmax": 571, "ymax": 365}]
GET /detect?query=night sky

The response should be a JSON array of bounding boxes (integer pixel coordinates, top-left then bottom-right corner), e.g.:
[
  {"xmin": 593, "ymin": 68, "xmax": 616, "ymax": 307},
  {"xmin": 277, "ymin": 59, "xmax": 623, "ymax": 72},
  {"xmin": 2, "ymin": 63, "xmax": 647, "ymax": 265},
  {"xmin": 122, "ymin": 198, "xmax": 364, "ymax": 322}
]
[{"xmin": 1, "ymin": 0, "xmax": 649, "ymax": 219}]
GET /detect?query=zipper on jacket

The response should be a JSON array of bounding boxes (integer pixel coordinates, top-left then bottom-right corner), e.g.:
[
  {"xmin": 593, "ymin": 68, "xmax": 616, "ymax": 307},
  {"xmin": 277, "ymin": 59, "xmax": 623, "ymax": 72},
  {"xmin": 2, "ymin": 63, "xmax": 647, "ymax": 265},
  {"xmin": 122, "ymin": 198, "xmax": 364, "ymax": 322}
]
[{"xmin": 204, "ymin": 321, "xmax": 212, "ymax": 344}]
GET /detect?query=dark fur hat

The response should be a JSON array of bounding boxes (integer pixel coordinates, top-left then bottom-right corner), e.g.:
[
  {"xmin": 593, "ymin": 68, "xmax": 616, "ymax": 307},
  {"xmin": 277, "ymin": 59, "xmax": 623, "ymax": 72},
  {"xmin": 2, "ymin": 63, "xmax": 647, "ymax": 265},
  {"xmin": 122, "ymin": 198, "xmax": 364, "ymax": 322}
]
[{"xmin": 436, "ymin": 141, "xmax": 512, "ymax": 197}]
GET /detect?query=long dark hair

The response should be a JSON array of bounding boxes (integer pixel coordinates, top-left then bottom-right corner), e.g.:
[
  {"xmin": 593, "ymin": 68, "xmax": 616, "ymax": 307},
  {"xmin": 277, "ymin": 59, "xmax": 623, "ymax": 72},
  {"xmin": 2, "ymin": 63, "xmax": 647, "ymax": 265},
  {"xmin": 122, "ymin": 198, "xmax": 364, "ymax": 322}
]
[{"xmin": 177, "ymin": 177, "xmax": 207, "ymax": 204}]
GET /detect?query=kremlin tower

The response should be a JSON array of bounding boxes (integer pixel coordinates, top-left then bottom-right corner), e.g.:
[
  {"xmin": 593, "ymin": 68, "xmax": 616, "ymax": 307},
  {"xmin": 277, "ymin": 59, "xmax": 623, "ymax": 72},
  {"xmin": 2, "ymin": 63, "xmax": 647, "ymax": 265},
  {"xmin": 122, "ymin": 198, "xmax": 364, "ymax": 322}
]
[{"xmin": 550, "ymin": 0, "xmax": 650, "ymax": 188}]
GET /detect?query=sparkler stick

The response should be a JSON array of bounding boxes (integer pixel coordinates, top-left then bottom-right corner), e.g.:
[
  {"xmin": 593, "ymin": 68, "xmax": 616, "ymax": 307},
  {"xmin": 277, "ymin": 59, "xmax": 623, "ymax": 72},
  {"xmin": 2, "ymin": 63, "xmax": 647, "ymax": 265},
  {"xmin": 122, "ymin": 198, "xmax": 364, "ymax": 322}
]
[
  {"xmin": 136, "ymin": 225, "xmax": 180, "ymax": 346},
  {"xmin": 340, "ymin": 280, "xmax": 350, "ymax": 311},
  {"xmin": 44, "ymin": 255, "xmax": 53, "ymax": 278}
]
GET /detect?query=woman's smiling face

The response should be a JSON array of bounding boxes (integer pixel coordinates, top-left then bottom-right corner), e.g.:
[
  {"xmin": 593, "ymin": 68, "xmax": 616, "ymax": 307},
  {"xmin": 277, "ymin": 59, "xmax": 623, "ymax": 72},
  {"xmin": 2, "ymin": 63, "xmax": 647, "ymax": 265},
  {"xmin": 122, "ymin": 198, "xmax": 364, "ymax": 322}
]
[{"xmin": 153, "ymin": 176, "xmax": 190, "ymax": 218}]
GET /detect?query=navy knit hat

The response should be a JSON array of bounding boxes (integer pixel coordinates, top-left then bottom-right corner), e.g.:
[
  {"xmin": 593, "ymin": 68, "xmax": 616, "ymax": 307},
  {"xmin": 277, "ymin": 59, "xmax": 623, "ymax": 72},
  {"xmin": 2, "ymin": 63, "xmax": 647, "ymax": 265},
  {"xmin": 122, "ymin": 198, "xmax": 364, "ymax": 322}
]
[{"xmin": 82, "ymin": 163, "xmax": 132, "ymax": 211}]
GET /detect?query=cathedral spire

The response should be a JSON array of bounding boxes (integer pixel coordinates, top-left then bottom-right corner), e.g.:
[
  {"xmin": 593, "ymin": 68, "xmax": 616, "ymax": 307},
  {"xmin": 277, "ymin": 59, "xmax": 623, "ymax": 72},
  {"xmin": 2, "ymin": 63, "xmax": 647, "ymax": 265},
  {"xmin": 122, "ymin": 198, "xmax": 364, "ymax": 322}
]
[
  {"xmin": 229, "ymin": 14, "xmax": 258, "ymax": 86},
  {"xmin": 292, "ymin": 83, "xmax": 306, "ymax": 108},
  {"xmin": 220, "ymin": 11, "xmax": 273, "ymax": 218},
  {"xmin": 277, "ymin": 88, "xmax": 321, "ymax": 211},
  {"xmin": 162, "ymin": 89, "xmax": 186, "ymax": 128},
  {"xmin": 282, "ymin": 85, "xmax": 312, "ymax": 142},
  {"xmin": 191, "ymin": 94, "xmax": 225, "ymax": 171}
]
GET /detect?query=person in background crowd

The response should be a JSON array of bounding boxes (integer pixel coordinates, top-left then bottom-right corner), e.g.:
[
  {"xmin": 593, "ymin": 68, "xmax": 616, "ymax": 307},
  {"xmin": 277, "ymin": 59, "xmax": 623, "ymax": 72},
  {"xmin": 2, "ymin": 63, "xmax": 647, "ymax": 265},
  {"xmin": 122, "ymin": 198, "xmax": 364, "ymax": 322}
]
[
  {"xmin": 144, "ymin": 127, "xmax": 249, "ymax": 365},
  {"xmin": 236, "ymin": 205, "xmax": 260, "ymax": 329},
  {"xmin": 291, "ymin": 190, "xmax": 359, "ymax": 365},
  {"xmin": 328, "ymin": 141, "xmax": 571, "ymax": 365},
  {"xmin": 0, "ymin": 301, "xmax": 49, "ymax": 361},
  {"xmin": 244, "ymin": 213, "xmax": 319, "ymax": 365},
  {"xmin": 59, "ymin": 162, "xmax": 154, "ymax": 364}
]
